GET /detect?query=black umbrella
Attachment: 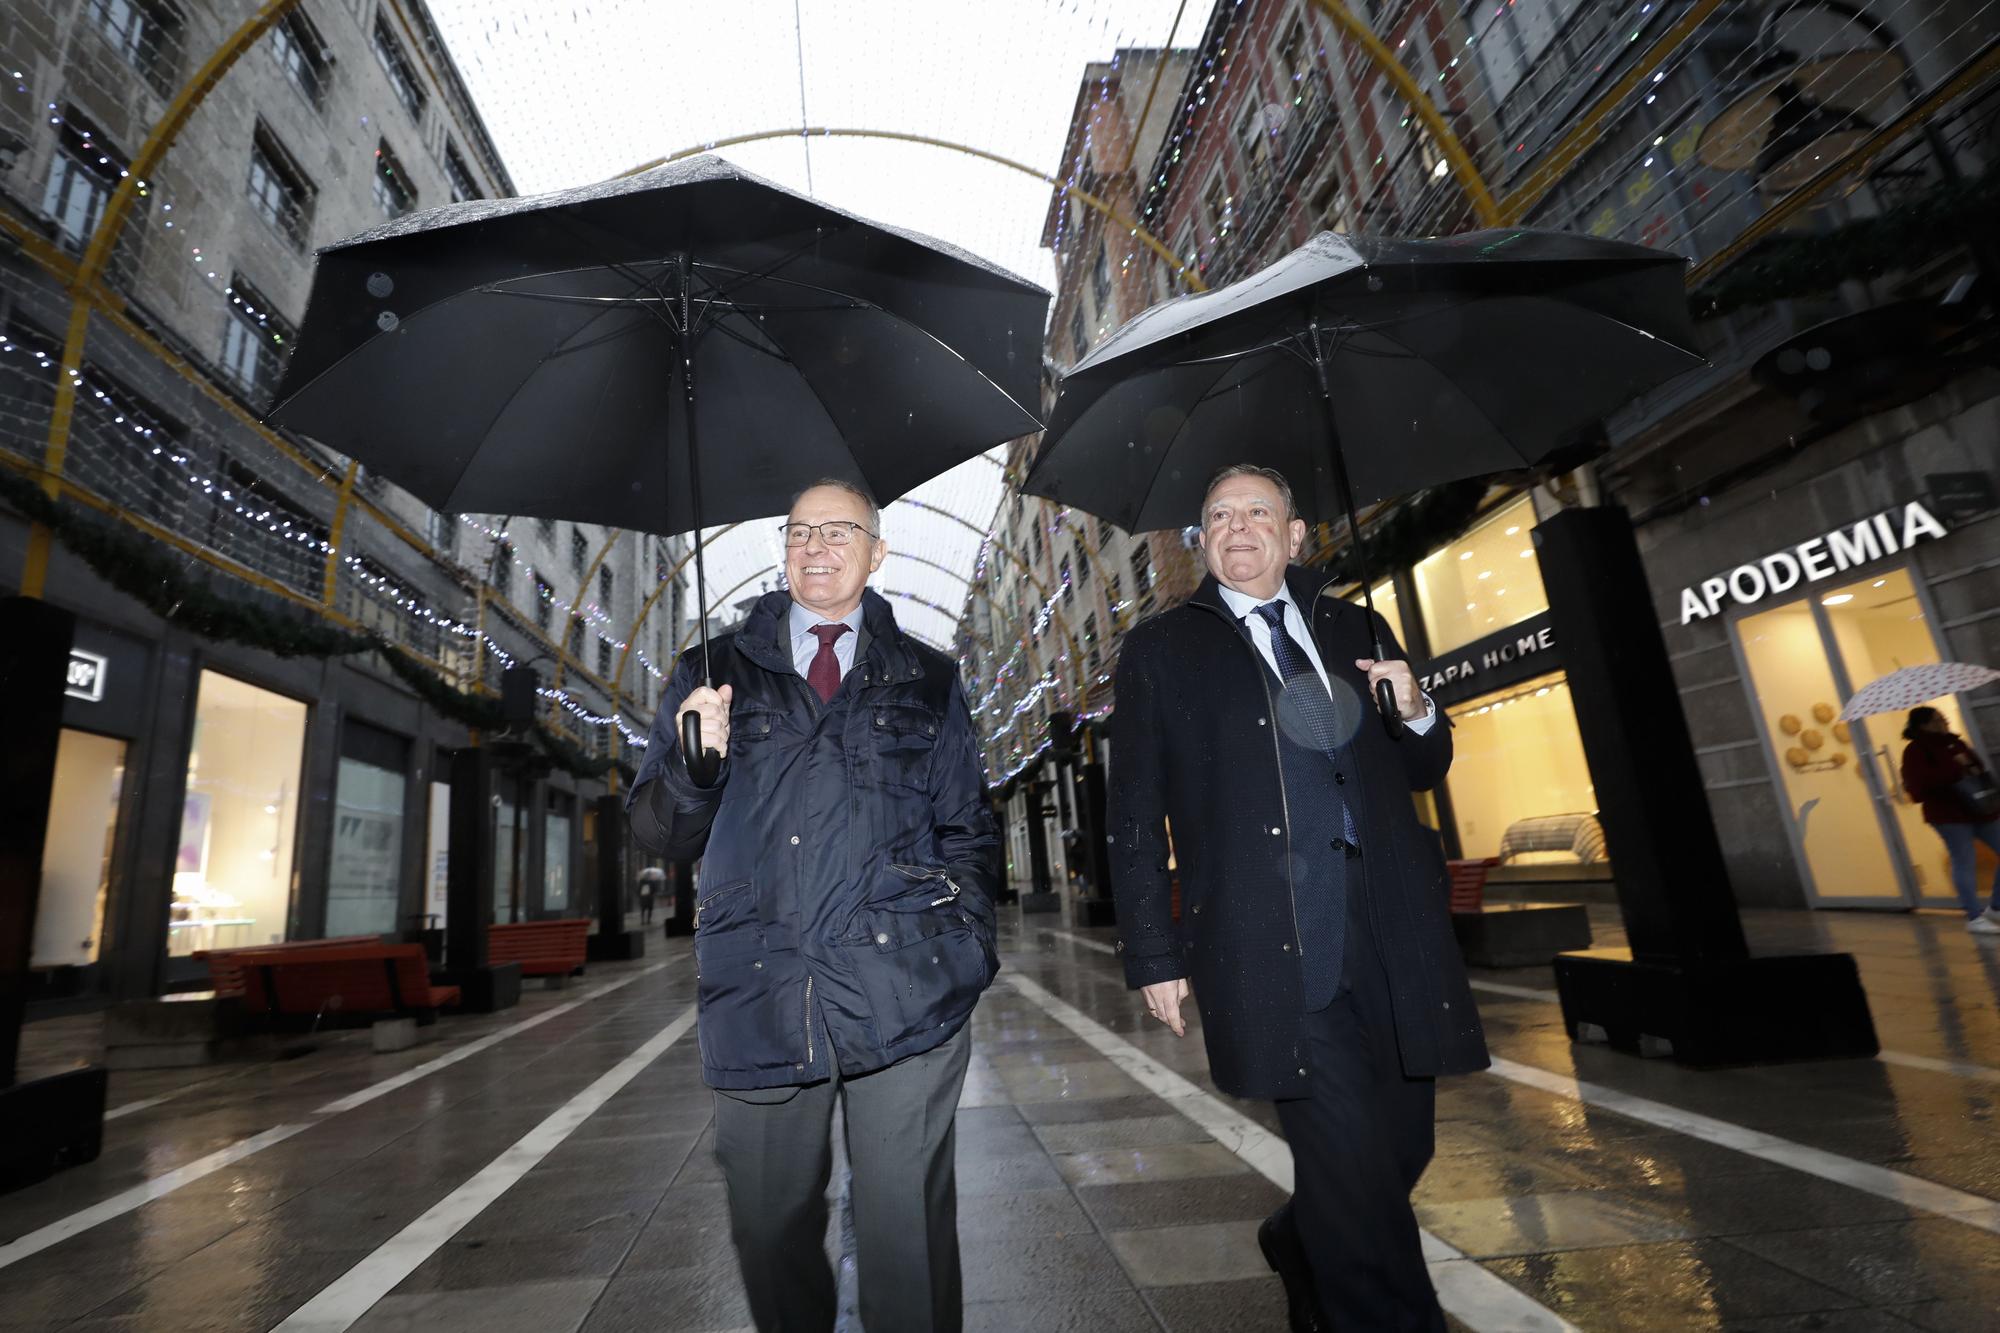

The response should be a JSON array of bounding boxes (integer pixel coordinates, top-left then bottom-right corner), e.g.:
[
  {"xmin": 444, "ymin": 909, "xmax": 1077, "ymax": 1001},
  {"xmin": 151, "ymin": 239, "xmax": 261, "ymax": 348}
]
[
  {"xmin": 1023, "ymin": 227, "xmax": 1703, "ymax": 732},
  {"xmin": 270, "ymin": 155, "xmax": 1047, "ymax": 779}
]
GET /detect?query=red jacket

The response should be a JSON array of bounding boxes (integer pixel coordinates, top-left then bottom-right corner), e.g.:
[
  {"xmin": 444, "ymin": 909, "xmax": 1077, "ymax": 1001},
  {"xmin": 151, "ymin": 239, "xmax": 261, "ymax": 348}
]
[{"xmin": 1900, "ymin": 733, "xmax": 1990, "ymax": 825}]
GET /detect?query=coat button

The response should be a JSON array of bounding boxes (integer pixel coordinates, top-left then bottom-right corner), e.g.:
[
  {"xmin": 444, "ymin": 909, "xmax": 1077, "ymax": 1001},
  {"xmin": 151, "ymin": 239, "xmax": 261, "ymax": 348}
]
[
  {"xmin": 1335, "ymin": 772, "xmax": 1346, "ymax": 785},
  {"xmin": 1298, "ymin": 1067, "xmax": 1308, "ymax": 1076},
  {"xmin": 1192, "ymin": 904, "xmax": 1201, "ymax": 914},
  {"xmin": 753, "ymin": 961, "xmax": 763, "ymax": 970},
  {"xmin": 1281, "ymin": 943, "xmax": 1291, "ymax": 952},
  {"xmin": 1442, "ymin": 1001, "xmax": 1451, "ymax": 1010},
  {"xmin": 1256, "ymin": 717, "xmax": 1267, "ymax": 726},
  {"xmin": 1271, "ymin": 826, "xmax": 1282, "ymax": 836},
  {"xmin": 790, "ymin": 835, "xmax": 800, "ymax": 845},
  {"xmin": 876, "ymin": 932, "xmax": 890, "ymax": 945}
]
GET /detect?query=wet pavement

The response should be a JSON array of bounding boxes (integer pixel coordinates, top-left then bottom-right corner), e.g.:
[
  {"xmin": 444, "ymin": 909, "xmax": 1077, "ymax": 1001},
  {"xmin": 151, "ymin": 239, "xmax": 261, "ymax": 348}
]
[{"xmin": 3, "ymin": 905, "xmax": 1998, "ymax": 1331}]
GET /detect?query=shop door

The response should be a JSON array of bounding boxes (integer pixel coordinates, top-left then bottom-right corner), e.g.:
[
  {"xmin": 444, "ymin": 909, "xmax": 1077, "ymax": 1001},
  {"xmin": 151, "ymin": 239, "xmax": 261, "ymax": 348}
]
[
  {"xmin": 36, "ymin": 729, "xmax": 128, "ymax": 975},
  {"xmin": 1736, "ymin": 567, "xmax": 1961, "ymax": 908}
]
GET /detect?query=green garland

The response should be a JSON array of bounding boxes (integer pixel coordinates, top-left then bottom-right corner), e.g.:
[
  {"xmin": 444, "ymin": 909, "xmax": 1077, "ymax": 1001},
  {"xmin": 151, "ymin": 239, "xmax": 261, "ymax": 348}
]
[
  {"xmin": 1690, "ymin": 165, "xmax": 2000, "ymax": 321},
  {"xmin": 1314, "ymin": 477, "xmax": 1490, "ymax": 586},
  {"xmin": 1, "ymin": 468, "xmax": 618, "ymax": 779}
]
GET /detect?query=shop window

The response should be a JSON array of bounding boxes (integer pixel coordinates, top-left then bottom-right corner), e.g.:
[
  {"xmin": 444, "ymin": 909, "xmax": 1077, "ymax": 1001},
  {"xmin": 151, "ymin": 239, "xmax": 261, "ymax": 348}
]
[
  {"xmin": 494, "ymin": 776, "xmax": 523, "ymax": 923},
  {"xmin": 171, "ymin": 671, "xmax": 307, "ymax": 955},
  {"xmin": 1413, "ymin": 494, "xmax": 1546, "ymax": 654},
  {"xmin": 325, "ymin": 721, "xmax": 408, "ymax": 937},
  {"xmin": 545, "ymin": 792, "xmax": 573, "ymax": 913},
  {"xmin": 1442, "ymin": 671, "xmax": 1598, "ymax": 861},
  {"xmin": 35, "ymin": 730, "xmax": 127, "ymax": 968}
]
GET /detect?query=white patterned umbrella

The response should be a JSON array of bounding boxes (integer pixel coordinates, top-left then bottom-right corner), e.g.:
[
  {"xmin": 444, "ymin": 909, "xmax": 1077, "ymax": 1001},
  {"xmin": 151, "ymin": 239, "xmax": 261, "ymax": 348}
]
[{"xmin": 1839, "ymin": 662, "xmax": 2000, "ymax": 721}]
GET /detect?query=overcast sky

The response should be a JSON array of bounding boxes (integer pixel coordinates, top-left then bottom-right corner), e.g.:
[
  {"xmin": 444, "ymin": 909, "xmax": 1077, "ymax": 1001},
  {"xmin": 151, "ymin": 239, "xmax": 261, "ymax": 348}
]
[{"xmin": 427, "ymin": 0, "xmax": 1196, "ymax": 650}]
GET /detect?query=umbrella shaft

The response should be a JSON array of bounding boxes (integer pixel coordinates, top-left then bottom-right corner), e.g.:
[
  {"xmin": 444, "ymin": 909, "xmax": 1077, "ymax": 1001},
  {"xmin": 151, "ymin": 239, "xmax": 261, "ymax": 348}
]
[{"xmin": 1307, "ymin": 332, "xmax": 1387, "ymax": 662}]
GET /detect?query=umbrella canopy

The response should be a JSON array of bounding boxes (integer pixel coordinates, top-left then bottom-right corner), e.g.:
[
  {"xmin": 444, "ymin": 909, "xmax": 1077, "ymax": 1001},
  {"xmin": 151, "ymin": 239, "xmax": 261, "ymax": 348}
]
[
  {"xmin": 1839, "ymin": 662, "xmax": 2000, "ymax": 721},
  {"xmin": 268, "ymin": 154, "xmax": 1048, "ymax": 534},
  {"xmin": 1023, "ymin": 228, "xmax": 1704, "ymax": 533}
]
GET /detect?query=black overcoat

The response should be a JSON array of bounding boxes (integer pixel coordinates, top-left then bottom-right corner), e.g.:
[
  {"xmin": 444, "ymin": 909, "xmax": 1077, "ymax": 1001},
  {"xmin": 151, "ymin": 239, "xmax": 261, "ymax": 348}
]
[
  {"xmin": 628, "ymin": 589, "xmax": 1000, "ymax": 1090},
  {"xmin": 1108, "ymin": 566, "xmax": 1489, "ymax": 1100}
]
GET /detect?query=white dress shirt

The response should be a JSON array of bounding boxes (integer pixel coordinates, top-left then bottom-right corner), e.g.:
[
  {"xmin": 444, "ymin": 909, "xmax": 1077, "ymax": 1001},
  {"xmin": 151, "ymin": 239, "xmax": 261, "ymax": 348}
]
[
  {"xmin": 788, "ymin": 599, "xmax": 865, "ymax": 682},
  {"xmin": 1215, "ymin": 582, "xmax": 1437, "ymax": 734}
]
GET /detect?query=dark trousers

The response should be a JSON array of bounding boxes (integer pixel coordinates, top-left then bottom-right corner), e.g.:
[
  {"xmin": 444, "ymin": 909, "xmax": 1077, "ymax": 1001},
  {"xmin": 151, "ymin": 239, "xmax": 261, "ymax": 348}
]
[
  {"xmin": 1274, "ymin": 900, "xmax": 1443, "ymax": 1332},
  {"xmin": 639, "ymin": 896, "xmax": 654, "ymax": 923},
  {"xmin": 711, "ymin": 1023, "xmax": 972, "ymax": 1333}
]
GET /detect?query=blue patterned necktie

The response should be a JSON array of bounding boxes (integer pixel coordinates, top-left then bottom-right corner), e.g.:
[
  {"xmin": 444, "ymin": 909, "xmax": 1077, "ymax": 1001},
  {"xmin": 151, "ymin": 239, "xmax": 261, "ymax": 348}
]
[{"xmin": 1253, "ymin": 600, "xmax": 1360, "ymax": 846}]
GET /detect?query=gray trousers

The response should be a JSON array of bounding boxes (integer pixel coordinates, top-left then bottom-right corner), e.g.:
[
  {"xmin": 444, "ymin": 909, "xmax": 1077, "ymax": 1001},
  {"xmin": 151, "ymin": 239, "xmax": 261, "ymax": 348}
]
[{"xmin": 712, "ymin": 1024, "xmax": 972, "ymax": 1333}]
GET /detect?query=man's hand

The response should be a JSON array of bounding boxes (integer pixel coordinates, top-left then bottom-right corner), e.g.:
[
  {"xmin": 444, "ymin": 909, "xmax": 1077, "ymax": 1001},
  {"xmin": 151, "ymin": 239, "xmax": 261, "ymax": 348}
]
[
  {"xmin": 1141, "ymin": 978, "xmax": 1191, "ymax": 1037},
  {"xmin": 1354, "ymin": 658, "xmax": 1425, "ymax": 722},
  {"xmin": 675, "ymin": 684, "xmax": 733, "ymax": 759}
]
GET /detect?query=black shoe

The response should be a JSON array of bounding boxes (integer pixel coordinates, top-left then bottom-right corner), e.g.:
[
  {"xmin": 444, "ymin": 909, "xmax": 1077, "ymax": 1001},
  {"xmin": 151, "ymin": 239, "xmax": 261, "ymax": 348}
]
[{"xmin": 1257, "ymin": 1209, "xmax": 1325, "ymax": 1333}]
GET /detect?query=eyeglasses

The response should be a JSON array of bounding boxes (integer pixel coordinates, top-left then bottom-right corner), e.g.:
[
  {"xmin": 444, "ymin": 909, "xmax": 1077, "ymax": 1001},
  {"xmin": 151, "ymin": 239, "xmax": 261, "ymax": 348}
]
[{"xmin": 780, "ymin": 520, "xmax": 877, "ymax": 547}]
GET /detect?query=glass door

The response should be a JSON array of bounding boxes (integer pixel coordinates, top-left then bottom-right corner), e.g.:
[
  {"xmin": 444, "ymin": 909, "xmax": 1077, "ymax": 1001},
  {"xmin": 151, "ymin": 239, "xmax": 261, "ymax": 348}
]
[
  {"xmin": 1735, "ymin": 567, "xmax": 1960, "ymax": 908},
  {"xmin": 1817, "ymin": 569, "xmax": 1965, "ymax": 908}
]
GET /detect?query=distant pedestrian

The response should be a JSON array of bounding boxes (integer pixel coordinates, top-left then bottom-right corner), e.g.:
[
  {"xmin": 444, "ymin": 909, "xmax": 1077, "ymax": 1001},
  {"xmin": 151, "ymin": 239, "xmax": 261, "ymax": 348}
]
[
  {"xmin": 637, "ymin": 864, "xmax": 665, "ymax": 925},
  {"xmin": 1900, "ymin": 706, "xmax": 2000, "ymax": 934}
]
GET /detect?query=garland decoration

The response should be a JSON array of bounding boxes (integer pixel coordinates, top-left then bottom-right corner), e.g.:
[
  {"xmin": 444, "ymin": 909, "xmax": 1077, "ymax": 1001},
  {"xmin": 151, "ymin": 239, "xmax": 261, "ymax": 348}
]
[
  {"xmin": 1315, "ymin": 477, "xmax": 1491, "ymax": 585},
  {"xmin": 1690, "ymin": 165, "xmax": 2000, "ymax": 321},
  {"xmin": 0, "ymin": 468, "xmax": 618, "ymax": 778}
]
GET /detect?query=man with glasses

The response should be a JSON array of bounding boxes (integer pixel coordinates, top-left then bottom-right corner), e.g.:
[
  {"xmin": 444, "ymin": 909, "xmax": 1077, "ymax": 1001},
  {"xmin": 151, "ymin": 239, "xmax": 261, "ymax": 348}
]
[{"xmin": 629, "ymin": 478, "xmax": 1000, "ymax": 1333}]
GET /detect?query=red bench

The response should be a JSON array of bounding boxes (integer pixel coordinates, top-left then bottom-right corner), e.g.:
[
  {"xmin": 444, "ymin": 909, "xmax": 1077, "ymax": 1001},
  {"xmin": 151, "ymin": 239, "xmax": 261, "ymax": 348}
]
[
  {"xmin": 194, "ymin": 934, "xmax": 382, "ymax": 998},
  {"xmin": 1448, "ymin": 858, "xmax": 1499, "ymax": 914},
  {"xmin": 488, "ymin": 918, "xmax": 590, "ymax": 979},
  {"xmin": 231, "ymin": 942, "xmax": 462, "ymax": 1024}
]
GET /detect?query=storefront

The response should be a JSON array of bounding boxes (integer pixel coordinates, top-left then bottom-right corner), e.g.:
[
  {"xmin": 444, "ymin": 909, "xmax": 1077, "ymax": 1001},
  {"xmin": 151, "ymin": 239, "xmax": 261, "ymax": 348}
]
[{"xmin": 1406, "ymin": 495, "xmax": 1605, "ymax": 872}]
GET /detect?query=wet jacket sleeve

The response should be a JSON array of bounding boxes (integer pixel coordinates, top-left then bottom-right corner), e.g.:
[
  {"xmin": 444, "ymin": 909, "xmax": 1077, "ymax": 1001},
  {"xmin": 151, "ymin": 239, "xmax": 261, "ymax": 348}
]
[
  {"xmin": 1900, "ymin": 739, "xmax": 1963, "ymax": 803},
  {"xmin": 1107, "ymin": 626, "xmax": 1184, "ymax": 990},
  {"xmin": 930, "ymin": 676, "xmax": 1001, "ymax": 936},
  {"xmin": 627, "ymin": 651, "xmax": 727, "ymax": 860},
  {"xmin": 1375, "ymin": 611, "xmax": 1452, "ymax": 792}
]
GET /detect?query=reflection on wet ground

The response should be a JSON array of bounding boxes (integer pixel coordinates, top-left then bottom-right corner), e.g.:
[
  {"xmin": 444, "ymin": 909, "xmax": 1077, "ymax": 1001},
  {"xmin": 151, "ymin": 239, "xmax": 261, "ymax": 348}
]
[{"xmin": 2, "ymin": 905, "xmax": 1996, "ymax": 1331}]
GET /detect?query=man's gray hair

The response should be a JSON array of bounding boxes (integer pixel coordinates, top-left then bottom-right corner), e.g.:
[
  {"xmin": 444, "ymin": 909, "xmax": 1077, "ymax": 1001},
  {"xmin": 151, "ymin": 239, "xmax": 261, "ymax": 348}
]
[
  {"xmin": 788, "ymin": 477, "xmax": 881, "ymax": 534},
  {"xmin": 1200, "ymin": 463, "xmax": 1297, "ymax": 525}
]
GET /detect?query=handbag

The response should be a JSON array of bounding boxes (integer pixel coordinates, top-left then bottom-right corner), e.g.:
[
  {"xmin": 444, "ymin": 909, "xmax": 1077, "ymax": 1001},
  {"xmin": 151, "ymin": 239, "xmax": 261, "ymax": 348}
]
[{"xmin": 1949, "ymin": 772, "xmax": 2000, "ymax": 822}]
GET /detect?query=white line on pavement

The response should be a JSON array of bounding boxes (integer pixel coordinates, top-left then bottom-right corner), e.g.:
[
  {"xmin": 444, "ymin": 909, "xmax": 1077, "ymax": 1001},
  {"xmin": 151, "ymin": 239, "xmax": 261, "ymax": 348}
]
[
  {"xmin": 0, "ymin": 961, "xmax": 670, "ymax": 1270},
  {"xmin": 1487, "ymin": 1056, "xmax": 2000, "ymax": 1235},
  {"xmin": 1063, "ymin": 931, "xmax": 2000, "ymax": 1086},
  {"xmin": 273, "ymin": 1002, "xmax": 700, "ymax": 1333},
  {"xmin": 1004, "ymin": 973, "xmax": 1581, "ymax": 1333}
]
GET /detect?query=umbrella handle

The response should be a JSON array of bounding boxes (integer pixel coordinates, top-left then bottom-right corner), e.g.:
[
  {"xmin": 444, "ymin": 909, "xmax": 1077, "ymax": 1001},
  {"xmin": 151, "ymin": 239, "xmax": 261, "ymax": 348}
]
[
  {"xmin": 682, "ymin": 710, "xmax": 722, "ymax": 787},
  {"xmin": 1375, "ymin": 677, "xmax": 1404, "ymax": 740}
]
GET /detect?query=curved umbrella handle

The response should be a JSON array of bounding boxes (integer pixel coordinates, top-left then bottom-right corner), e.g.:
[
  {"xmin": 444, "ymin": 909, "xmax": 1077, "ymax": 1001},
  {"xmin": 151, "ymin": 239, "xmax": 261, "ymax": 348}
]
[
  {"xmin": 1376, "ymin": 677, "xmax": 1404, "ymax": 740},
  {"xmin": 682, "ymin": 710, "xmax": 722, "ymax": 787}
]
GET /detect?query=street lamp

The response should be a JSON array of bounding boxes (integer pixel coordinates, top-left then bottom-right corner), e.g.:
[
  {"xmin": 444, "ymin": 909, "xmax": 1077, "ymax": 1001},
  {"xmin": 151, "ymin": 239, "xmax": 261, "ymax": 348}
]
[{"xmin": 1695, "ymin": 2, "xmax": 1922, "ymax": 200}]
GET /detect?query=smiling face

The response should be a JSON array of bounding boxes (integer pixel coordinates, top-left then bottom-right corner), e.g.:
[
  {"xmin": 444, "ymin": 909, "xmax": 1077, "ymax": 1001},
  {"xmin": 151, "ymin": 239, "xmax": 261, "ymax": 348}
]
[
  {"xmin": 1198, "ymin": 473, "xmax": 1306, "ymax": 600},
  {"xmin": 784, "ymin": 483, "xmax": 885, "ymax": 620}
]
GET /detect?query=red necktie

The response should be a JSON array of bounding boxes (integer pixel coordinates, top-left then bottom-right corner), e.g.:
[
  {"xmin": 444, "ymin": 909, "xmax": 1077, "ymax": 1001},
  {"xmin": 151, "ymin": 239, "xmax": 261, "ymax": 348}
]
[{"xmin": 807, "ymin": 623, "xmax": 850, "ymax": 703}]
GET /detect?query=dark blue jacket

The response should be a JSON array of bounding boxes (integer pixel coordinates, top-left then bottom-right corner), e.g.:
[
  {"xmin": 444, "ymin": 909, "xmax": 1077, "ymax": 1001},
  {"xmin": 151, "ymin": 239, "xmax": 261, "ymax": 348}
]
[
  {"xmin": 628, "ymin": 588, "xmax": 1000, "ymax": 1090},
  {"xmin": 1108, "ymin": 567, "xmax": 1489, "ymax": 1099}
]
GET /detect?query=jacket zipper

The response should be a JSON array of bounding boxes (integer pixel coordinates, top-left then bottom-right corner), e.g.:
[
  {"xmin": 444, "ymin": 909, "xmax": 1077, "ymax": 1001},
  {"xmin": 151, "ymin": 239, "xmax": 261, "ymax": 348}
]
[
  {"xmin": 1258, "ymin": 670, "xmax": 1310, "ymax": 969},
  {"xmin": 803, "ymin": 974, "xmax": 814, "ymax": 1066}
]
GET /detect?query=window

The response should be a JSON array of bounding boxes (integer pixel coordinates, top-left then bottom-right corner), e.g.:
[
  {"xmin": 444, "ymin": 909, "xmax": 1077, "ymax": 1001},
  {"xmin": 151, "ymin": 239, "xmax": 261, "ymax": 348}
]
[
  {"xmin": 246, "ymin": 126, "xmax": 315, "ymax": 248},
  {"xmin": 544, "ymin": 791, "xmax": 573, "ymax": 911},
  {"xmin": 1070, "ymin": 305, "xmax": 1088, "ymax": 362},
  {"xmin": 1030, "ymin": 516, "xmax": 1043, "ymax": 564},
  {"xmin": 536, "ymin": 516, "xmax": 556, "ymax": 542},
  {"xmin": 1083, "ymin": 613, "xmax": 1101, "ymax": 675},
  {"xmin": 170, "ymin": 671, "xmax": 308, "ymax": 955},
  {"xmin": 442, "ymin": 140, "xmax": 480, "ymax": 202},
  {"xmin": 1277, "ymin": 17, "xmax": 1326, "ymax": 123},
  {"xmin": 427, "ymin": 509, "xmax": 457, "ymax": 558},
  {"xmin": 372, "ymin": 12, "xmax": 427, "ymax": 122},
  {"xmin": 594, "ymin": 635, "xmax": 612, "ymax": 678},
  {"xmin": 1097, "ymin": 517, "xmax": 1114, "ymax": 545},
  {"xmin": 40, "ymin": 113, "xmax": 125, "ymax": 252},
  {"xmin": 1236, "ymin": 102, "xmax": 1273, "ymax": 191},
  {"xmin": 532, "ymin": 569, "xmax": 552, "ymax": 629},
  {"xmin": 1060, "ymin": 555, "xmax": 1073, "ymax": 605},
  {"xmin": 491, "ymin": 544, "xmax": 512, "ymax": 597},
  {"xmin": 567, "ymin": 619, "xmax": 584, "ymax": 656},
  {"xmin": 218, "ymin": 272, "xmax": 296, "ymax": 402},
  {"xmin": 1412, "ymin": 494, "xmax": 1546, "ymax": 654},
  {"xmin": 89, "ymin": 0, "xmax": 182, "ymax": 99},
  {"xmin": 597, "ymin": 565, "xmax": 613, "ymax": 611},
  {"xmin": 1130, "ymin": 540, "xmax": 1153, "ymax": 599},
  {"xmin": 1105, "ymin": 571, "xmax": 1122, "ymax": 612},
  {"xmin": 1091, "ymin": 245, "xmax": 1113, "ymax": 312},
  {"xmin": 372, "ymin": 140, "xmax": 416, "ymax": 219},
  {"xmin": 326, "ymin": 720, "xmax": 409, "ymax": 937},
  {"xmin": 1202, "ymin": 172, "xmax": 1231, "ymax": 241},
  {"xmin": 570, "ymin": 526, "xmax": 588, "ymax": 575},
  {"xmin": 269, "ymin": 10, "xmax": 331, "ymax": 109}
]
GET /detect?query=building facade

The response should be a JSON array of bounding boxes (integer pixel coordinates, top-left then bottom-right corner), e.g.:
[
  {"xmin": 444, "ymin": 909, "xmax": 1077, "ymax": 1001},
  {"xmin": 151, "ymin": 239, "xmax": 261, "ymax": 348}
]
[{"xmin": 1, "ymin": 0, "xmax": 687, "ymax": 1003}]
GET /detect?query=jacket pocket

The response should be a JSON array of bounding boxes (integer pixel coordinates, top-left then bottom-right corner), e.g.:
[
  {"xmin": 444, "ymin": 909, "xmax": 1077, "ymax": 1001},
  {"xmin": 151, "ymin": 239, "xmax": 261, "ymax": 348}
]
[
  {"xmin": 851, "ymin": 903, "xmax": 995, "ymax": 1048},
  {"xmin": 870, "ymin": 703, "xmax": 939, "ymax": 791},
  {"xmin": 694, "ymin": 878, "xmax": 761, "ymax": 962}
]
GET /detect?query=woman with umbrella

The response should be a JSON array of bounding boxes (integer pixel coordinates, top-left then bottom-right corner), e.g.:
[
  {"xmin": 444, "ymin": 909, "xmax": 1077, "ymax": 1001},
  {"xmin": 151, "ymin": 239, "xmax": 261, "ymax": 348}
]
[{"xmin": 1899, "ymin": 707, "xmax": 2000, "ymax": 934}]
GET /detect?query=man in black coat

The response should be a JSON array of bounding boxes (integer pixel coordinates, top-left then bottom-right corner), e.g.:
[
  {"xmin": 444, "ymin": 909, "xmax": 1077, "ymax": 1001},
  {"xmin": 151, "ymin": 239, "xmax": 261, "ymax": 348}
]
[
  {"xmin": 1109, "ymin": 464, "xmax": 1488, "ymax": 1332},
  {"xmin": 628, "ymin": 479, "xmax": 1001, "ymax": 1333}
]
